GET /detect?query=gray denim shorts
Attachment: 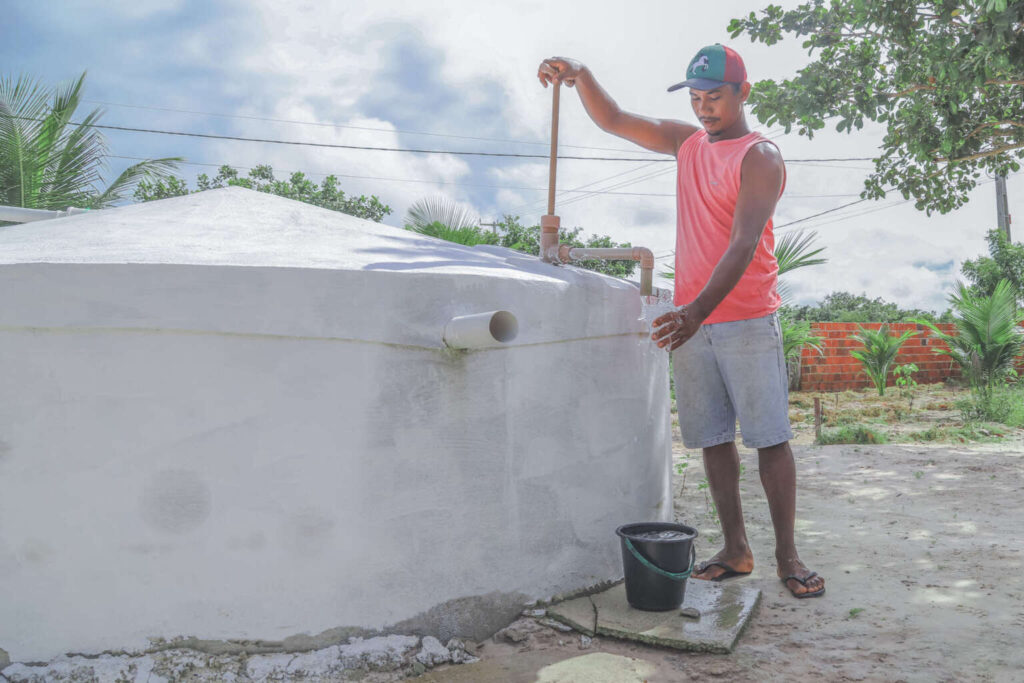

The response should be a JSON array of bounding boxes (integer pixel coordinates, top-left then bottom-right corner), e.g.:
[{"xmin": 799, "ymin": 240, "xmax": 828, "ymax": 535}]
[{"xmin": 670, "ymin": 312, "xmax": 793, "ymax": 449}]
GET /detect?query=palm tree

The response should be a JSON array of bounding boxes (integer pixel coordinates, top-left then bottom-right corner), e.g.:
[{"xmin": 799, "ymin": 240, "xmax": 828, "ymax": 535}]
[
  {"xmin": 403, "ymin": 195, "xmax": 497, "ymax": 246},
  {"xmin": 0, "ymin": 72, "xmax": 180, "ymax": 211},
  {"xmin": 916, "ymin": 279, "xmax": 1024, "ymax": 405},
  {"xmin": 849, "ymin": 325, "xmax": 917, "ymax": 396},
  {"xmin": 406, "ymin": 196, "xmax": 479, "ymax": 231}
]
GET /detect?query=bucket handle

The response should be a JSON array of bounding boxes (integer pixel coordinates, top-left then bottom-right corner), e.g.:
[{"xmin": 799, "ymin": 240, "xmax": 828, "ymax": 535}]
[{"xmin": 624, "ymin": 539, "xmax": 696, "ymax": 582}]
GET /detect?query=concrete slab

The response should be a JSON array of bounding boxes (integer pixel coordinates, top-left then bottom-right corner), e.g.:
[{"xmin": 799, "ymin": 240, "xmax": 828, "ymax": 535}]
[{"xmin": 547, "ymin": 581, "xmax": 760, "ymax": 654}]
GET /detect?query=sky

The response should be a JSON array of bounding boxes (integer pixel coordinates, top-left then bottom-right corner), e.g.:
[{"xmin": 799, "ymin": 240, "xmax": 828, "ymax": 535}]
[{"xmin": 4, "ymin": 0, "xmax": 1022, "ymax": 313}]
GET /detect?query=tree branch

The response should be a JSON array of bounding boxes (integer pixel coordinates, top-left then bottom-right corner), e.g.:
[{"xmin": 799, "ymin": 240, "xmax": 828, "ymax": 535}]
[
  {"xmin": 965, "ymin": 120, "xmax": 1024, "ymax": 141},
  {"xmin": 888, "ymin": 79, "xmax": 1024, "ymax": 99},
  {"xmin": 935, "ymin": 142, "xmax": 1024, "ymax": 164}
]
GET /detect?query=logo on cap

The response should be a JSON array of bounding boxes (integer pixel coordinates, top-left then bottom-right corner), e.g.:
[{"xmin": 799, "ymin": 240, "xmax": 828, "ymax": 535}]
[{"xmin": 668, "ymin": 44, "xmax": 747, "ymax": 93}]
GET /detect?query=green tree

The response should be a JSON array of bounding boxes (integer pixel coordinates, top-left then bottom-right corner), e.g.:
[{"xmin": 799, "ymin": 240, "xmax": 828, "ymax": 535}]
[
  {"xmin": 785, "ymin": 291, "xmax": 951, "ymax": 323},
  {"xmin": 849, "ymin": 324, "xmax": 918, "ymax": 395},
  {"xmin": 729, "ymin": 1, "xmax": 1024, "ymax": 214},
  {"xmin": 135, "ymin": 164, "xmax": 392, "ymax": 223},
  {"xmin": 1, "ymin": 72, "xmax": 180, "ymax": 212},
  {"xmin": 961, "ymin": 228, "xmax": 1024, "ymax": 302}
]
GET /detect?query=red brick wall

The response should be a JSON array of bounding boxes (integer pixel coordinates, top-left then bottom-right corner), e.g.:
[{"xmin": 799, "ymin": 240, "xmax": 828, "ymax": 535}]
[{"xmin": 799, "ymin": 322, "xmax": 961, "ymax": 393}]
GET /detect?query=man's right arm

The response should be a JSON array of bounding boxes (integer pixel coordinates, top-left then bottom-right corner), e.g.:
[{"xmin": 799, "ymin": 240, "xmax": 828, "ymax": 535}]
[{"xmin": 538, "ymin": 57, "xmax": 700, "ymax": 157}]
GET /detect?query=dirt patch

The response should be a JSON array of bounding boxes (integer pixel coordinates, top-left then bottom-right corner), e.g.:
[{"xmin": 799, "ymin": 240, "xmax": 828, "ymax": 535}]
[{"xmin": 441, "ymin": 404, "xmax": 1024, "ymax": 681}]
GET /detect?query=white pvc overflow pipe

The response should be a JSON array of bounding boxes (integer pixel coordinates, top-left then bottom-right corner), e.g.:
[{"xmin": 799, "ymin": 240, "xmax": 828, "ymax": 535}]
[{"xmin": 443, "ymin": 311, "xmax": 519, "ymax": 349}]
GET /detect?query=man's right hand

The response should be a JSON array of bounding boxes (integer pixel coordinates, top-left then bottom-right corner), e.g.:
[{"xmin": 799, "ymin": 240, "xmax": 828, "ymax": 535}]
[
  {"xmin": 534, "ymin": 56, "xmax": 698, "ymax": 156},
  {"xmin": 538, "ymin": 57, "xmax": 585, "ymax": 88}
]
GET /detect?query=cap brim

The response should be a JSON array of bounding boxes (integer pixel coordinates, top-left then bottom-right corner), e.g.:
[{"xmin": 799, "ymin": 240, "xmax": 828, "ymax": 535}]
[{"xmin": 667, "ymin": 77, "xmax": 730, "ymax": 92}]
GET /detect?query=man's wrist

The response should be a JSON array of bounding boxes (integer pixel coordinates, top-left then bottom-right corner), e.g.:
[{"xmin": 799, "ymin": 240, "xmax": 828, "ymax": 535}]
[{"xmin": 687, "ymin": 299, "xmax": 711, "ymax": 323}]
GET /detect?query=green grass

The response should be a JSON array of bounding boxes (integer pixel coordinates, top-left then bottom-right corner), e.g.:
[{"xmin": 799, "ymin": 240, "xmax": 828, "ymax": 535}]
[
  {"xmin": 817, "ymin": 424, "xmax": 888, "ymax": 445},
  {"xmin": 904, "ymin": 423, "xmax": 1005, "ymax": 443}
]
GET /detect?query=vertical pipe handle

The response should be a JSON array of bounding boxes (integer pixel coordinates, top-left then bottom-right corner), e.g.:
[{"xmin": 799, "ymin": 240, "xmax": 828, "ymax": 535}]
[{"xmin": 547, "ymin": 82, "xmax": 560, "ymax": 216}]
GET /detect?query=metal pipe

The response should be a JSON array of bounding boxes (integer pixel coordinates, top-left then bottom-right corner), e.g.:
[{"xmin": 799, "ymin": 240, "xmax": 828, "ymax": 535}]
[
  {"xmin": 0, "ymin": 205, "xmax": 89, "ymax": 223},
  {"xmin": 443, "ymin": 311, "xmax": 519, "ymax": 350}
]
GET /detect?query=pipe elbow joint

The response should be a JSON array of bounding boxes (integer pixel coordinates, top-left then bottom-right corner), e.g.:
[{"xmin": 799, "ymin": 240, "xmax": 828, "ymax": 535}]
[{"xmin": 633, "ymin": 247, "xmax": 655, "ymax": 270}]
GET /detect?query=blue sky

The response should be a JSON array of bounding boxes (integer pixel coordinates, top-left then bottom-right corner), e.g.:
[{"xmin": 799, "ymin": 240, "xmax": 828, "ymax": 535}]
[{"xmin": 5, "ymin": 0, "xmax": 1022, "ymax": 312}]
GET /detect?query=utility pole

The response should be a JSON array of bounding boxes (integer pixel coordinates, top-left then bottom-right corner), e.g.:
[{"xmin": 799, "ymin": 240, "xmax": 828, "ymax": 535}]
[
  {"xmin": 480, "ymin": 221, "xmax": 500, "ymax": 235},
  {"xmin": 996, "ymin": 173, "xmax": 1011, "ymax": 241}
]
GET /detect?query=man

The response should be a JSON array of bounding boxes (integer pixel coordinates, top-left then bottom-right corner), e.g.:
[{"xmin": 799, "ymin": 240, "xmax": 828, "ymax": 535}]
[{"xmin": 537, "ymin": 46, "xmax": 825, "ymax": 598}]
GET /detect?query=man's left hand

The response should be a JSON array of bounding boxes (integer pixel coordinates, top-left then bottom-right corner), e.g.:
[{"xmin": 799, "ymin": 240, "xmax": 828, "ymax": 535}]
[{"xmin": 651, "ymin": 304, "xmax": 703, "ymax": 351}]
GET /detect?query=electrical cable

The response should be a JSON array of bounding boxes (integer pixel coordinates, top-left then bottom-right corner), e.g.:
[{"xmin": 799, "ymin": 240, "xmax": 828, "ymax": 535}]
[
  {"xmin": 85, "ymin": 98, "xmax": 669, "ymax": 156},
  {"xmin": 21, "ymin": 116, "xmax": 877, "ymax": 164}
]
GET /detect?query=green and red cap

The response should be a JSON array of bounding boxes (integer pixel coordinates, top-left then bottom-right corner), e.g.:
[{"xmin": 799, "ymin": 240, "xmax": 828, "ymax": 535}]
[{"xmin": 668, "ymin": 44, "xmax": 747, "ymax": 92}]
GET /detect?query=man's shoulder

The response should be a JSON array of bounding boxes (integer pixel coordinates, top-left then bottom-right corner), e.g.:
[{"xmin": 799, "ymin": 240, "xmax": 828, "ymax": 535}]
[{"xmin": 742, "ymin": 139, "xmax": 784, "ymax": 172}]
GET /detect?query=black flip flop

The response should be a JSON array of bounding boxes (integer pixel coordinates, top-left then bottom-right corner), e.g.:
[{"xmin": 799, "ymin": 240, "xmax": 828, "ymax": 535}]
[
  {"xmin": 693, "ymin": 560, "xmax": 752, "ymax": 582},
  {"xmin": 782, "ymin": 571, "xmax": 826, "ymax": 598}
]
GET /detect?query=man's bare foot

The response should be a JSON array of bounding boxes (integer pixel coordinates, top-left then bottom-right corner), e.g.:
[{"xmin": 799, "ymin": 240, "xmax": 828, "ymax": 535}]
[
  {"xmin": 777, "ymin": 556, "xmax": 825, "ymax": 597},
  {"xmin": 691, "ymin": 548, "xmax": 754, "ymax": 581}
]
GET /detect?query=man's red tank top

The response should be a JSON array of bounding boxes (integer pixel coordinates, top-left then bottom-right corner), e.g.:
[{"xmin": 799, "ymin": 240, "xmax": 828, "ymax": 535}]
[{"xmin": 673, "ymin": 129, "xmax": 785, "ymax": 324}]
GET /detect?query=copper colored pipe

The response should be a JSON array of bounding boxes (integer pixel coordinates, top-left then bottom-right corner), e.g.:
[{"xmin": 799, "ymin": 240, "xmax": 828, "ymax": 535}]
[
  {"xmin": 553, "ymin": 245, "xmax": 655, "ymax": 296},
  {"xmin": 548, "ymin": 82, "xmax": 560, "ymax": 216},
  {"xmin": 538, "ymin": 79, "xmax": 655, "ymax": 296},
  {"xmin": 540, "ymin": 82, "xmax": 561, "ymax": 263}
]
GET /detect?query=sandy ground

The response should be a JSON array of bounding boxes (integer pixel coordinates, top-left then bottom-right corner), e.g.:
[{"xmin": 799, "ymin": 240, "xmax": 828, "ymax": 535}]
[{"xmin": 422, "ymin": 396, "xmax": 1024, "ymax": 682}]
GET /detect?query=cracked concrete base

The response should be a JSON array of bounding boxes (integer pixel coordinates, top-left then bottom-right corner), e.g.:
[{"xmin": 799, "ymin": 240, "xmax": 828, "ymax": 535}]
[
  {"xmin": 546, "ymin": 580, "xmax": 760, "ymax": 653},
  {"xmin": 0, "ymin": 635, "xmax": 478, "ymax": 682}
]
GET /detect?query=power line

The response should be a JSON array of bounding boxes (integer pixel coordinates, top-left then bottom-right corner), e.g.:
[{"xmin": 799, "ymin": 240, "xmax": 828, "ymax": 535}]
[
  {"xmin": 108, "ymin": 155, "xmax": 674, "ymax": 198},
  {"xmin": 26, "ymin": 117, "xmax": 877, "ymax": 164},
  {"xmin": 503, "ymin": 160, "xmax": 665, "ymax": 216},
  {"xmin": 527, "ymin": 129, "xmax": 793, "ymax": 213},
  {"xmin": 776, "ymin": 172, "xmax": 1021, "ymax": 233},
  {"xmin": 116, "ymin": 153, "xmax": 857, "ymax": 200},
  {"xmin": 85, "ymin": 98, "xmax": 668, "ymax": 156},
  {"xmin": 774, "ymin": 197, "xmax": 871, "ymax": 230},
  {"xmin": 28, "ymin": 118, "xmax": 658, "ymax": 161}
]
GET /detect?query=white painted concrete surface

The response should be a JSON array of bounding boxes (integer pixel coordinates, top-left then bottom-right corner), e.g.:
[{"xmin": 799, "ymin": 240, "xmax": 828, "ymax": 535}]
[{"xmin": 0, "ymin": 187, "xmax": 672, "ymax": 662}]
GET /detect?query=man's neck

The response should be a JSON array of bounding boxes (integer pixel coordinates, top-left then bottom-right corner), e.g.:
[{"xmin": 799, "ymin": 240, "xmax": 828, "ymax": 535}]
[{"xmin": 707, "ymin": 115, "xmax": 752, "ymax": 143}]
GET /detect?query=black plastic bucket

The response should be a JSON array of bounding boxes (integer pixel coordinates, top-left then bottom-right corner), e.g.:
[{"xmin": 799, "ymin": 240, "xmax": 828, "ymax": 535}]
[{"xmin": 615, "ymin": 522, "xmax": 698, "ymax": 611}]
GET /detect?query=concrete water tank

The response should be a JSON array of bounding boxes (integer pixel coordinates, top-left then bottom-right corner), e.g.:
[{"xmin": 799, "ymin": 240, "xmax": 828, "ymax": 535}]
[{"xmin": 0, "ymin": 187, "xmax": 672, "ymax": 662}]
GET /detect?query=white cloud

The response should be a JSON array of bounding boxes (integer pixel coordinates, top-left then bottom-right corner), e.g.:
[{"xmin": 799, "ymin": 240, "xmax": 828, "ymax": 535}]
[{"xmin": 89, "ymin": 0, "xmax": 1022, "ymax": 310}]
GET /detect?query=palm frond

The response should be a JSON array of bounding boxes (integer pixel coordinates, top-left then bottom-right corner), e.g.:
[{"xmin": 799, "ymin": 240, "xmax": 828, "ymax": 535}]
[
  {"xmin": 0, "ymin": 74, "xmax": 51, "ymax": 207},
  {"xmin": 0, "ymin": 71, "xmax": 173, "ymax": 211},
  {"xmin": 775, "ymin": 229, "xmax": 827, "ymax": 276},
  {"xmin": 409, "ymin": 220, "xmax": 498, "ymax": 246},
  {"xmin": 406, "ymin": 195, "xmax": 479, "ymax": 231},
  {"xmin": 90, "ymin": 157, "xmax": 183, "ymax": 208},
  {"xmin": 780, "ymin": 317, "xmax": 824, "ymax": 361}
]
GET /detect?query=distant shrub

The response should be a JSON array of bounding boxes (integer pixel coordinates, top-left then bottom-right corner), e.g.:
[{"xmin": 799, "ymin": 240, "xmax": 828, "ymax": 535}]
[{"xmin": 957, "ymin": 384, "xmax": 1024, "ymax": 427}]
